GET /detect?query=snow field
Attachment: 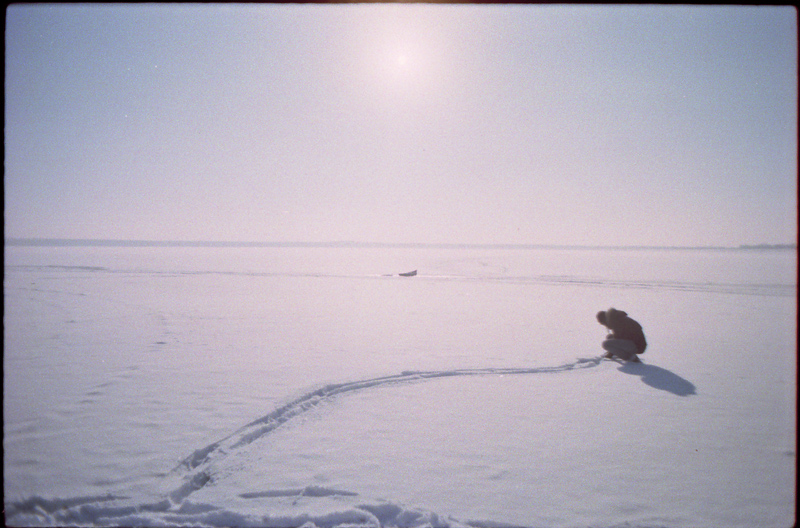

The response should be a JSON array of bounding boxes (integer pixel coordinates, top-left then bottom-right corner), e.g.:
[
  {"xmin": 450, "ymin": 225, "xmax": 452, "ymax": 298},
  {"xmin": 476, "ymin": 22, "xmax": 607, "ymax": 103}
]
[{"xmin": 3, "ymin": 245, "xmax": 796, "ymax": 527}]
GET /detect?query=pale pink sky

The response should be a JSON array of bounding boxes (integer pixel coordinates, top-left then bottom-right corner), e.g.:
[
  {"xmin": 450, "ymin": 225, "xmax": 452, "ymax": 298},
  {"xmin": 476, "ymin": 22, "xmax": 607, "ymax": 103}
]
[{"xmin": 5, "ymin": 4, "xmax": 797, "ymax": 246}]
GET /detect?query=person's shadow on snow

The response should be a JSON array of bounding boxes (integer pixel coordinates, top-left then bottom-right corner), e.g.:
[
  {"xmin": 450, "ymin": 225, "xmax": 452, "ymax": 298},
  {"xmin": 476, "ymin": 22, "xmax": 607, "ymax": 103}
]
[{"xmin": 617, "ymin": 361, "xmax": 696, "ymax": 396}]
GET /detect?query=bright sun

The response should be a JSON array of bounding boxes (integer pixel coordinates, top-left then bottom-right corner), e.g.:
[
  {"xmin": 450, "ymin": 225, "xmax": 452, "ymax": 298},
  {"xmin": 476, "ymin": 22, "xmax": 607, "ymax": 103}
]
[
  {"xmin": 366, "ymin": 25, "xmax": 445, "ymax": 99},
  {"xmin": 378, "ymin": 45, "xmax": 416, "ymax": 85},
  {"xmin": 359, "ymin": 8, "xmax": 459, "ymax": 102}
]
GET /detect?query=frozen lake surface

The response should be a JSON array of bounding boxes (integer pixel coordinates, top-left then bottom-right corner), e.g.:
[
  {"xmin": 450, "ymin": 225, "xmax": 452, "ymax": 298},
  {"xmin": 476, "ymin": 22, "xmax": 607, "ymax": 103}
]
[{"xmin": 4, "ymin": 244, "xmax": 796, "ymax": 527}]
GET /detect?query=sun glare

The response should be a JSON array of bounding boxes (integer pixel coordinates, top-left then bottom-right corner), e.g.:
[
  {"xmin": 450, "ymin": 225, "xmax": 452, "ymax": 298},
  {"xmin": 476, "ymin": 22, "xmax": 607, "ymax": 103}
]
[
  {"xmin": 385, "ymin": 44, "xmax": 414, "ymax": 74},
  {"xmin": 358, "ymin": 9, "xmax": 460, "ymax": 103}
]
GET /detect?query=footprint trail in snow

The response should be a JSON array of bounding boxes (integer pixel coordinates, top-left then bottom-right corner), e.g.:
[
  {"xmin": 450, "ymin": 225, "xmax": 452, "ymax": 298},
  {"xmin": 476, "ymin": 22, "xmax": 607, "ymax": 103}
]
[
  {"xmin": 171, "ymin": 357, "xmax": 605, "ymax": 501},
  {"xmin": 6, "ymin": 357, "xmax": 607, "ymax": 527}
]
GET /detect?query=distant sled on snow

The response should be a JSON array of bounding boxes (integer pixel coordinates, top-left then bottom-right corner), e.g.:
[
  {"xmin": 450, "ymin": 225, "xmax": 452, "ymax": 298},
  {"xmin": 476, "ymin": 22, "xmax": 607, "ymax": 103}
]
[{"xmin": 398, "ymin": 270, "xmax": 417, "ymax": 277}]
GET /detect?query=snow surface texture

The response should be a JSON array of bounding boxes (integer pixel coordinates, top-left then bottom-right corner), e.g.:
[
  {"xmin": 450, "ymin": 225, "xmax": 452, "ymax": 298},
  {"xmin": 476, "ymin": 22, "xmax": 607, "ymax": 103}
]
[{"xmin": 4, "ymin": 246, "xmax": 796, "ymax": 527}]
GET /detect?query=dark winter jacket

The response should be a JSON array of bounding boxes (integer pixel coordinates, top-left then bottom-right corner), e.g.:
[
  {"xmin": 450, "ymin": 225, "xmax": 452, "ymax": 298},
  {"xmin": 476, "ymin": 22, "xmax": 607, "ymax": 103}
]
[{"xmin": 597, "ymin": 308, "xmax": 647, "ymax": 354}]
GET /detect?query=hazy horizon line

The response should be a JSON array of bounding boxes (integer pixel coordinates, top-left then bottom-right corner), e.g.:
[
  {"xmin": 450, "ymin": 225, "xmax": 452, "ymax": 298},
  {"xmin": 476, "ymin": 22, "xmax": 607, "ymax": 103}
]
[{"xmin": 4, "ymin": 237, "xmax": 797, "ymax": 251}]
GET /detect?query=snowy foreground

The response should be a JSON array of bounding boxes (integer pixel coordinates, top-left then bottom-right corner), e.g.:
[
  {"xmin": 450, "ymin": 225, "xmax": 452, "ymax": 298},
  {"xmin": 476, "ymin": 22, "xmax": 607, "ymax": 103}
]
[{"xmin": 4, "ymin": 245, "xmax": 796, "ymax": 527}]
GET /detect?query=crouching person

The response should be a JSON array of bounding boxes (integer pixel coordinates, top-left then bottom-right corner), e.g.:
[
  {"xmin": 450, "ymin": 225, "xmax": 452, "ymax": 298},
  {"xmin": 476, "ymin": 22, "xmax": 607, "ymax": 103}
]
[{"xmin": 596, "ymin": 308, "xmax": 647, "ymax": 362}]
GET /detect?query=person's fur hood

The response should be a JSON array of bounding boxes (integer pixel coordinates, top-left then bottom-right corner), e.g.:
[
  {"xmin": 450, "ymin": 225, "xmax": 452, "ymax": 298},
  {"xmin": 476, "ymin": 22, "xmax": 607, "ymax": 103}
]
[{"xmin": 596, "ymin": 307, "xmax": 627, "ymax": 327}]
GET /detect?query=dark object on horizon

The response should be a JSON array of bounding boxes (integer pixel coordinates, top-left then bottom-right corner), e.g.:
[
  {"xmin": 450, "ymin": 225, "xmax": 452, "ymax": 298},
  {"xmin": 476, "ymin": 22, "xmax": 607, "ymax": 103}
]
[{"xmin": 399, "ymin": 270, "xmax": 417, "ymax": 277}]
